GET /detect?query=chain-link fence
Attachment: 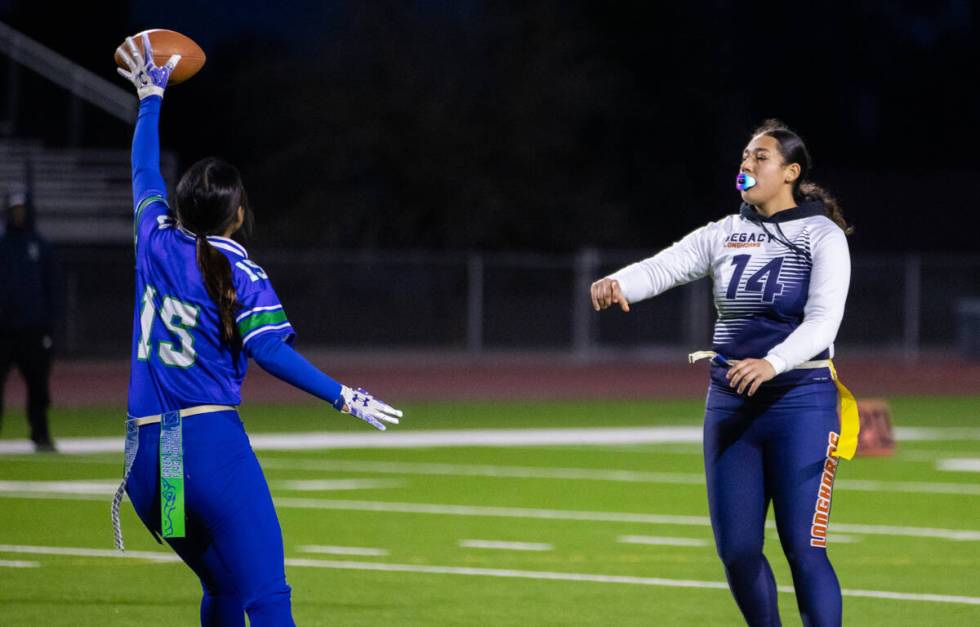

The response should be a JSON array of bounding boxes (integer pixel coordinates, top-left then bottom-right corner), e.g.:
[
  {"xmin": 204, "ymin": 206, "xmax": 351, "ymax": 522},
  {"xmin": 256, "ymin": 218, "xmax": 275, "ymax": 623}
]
[{"xmin": 54, "ymin": 248, "xmax": 980, "ymax": 360}]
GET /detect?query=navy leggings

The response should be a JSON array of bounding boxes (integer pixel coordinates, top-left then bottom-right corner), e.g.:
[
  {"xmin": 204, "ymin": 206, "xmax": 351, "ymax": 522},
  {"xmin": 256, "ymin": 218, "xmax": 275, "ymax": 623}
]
[
  {"xmin": 126, "ymin": 410, "xmax": 294, "ymax": 626},
  {"xmin": 704, "ymin": 382, "xmax": 842, "ymax": 627}
]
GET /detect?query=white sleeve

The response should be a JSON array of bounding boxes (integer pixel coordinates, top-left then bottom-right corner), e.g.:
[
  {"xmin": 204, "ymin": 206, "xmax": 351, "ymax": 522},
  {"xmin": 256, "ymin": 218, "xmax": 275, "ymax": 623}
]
[
  {"xmin": 763, "ymin": 225, "xmax": 850, "ymax": 374},
  {"xmin": 607, "ymin": 221, "xmax": 718, "ymax": 304}
]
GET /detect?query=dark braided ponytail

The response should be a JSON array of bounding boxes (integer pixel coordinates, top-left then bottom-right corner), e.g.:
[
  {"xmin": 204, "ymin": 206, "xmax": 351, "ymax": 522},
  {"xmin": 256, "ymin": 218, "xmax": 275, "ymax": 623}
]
[
  {"xmin": 175, "ymin": 158, "xmax": 253, "ymax": 346},
  {"xmin": 752, "ymin": 119, "xmax": 853, "ymax": 235}
]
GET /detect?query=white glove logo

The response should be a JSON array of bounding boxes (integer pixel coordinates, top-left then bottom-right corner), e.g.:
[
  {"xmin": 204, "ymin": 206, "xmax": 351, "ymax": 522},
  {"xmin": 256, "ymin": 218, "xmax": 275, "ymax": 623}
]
[
  {"xmin": 339, "ymin": 386, "xmax": 403, "ymax": 431},
  {"xmin": 115, "ymin": 33, "xmax": 180, "ymax": 100}
]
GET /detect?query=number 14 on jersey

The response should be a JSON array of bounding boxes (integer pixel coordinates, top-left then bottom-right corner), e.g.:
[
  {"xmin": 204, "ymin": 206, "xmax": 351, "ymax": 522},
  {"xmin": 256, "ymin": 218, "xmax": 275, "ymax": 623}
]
[{"xmin": 726, "ymin": 254, "xmax": 785, "ymax": 302}]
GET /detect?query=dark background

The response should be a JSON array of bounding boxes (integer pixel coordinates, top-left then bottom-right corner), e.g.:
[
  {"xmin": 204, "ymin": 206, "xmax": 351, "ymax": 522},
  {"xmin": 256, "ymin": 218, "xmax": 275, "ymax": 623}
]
[{"xmin": 2, "ymin": 1, "xmax": 977, "ymax": 253}]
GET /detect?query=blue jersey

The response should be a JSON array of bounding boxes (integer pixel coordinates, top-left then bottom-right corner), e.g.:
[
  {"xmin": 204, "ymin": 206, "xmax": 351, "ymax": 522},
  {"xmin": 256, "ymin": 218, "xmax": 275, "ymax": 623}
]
[
  {"xmin": 609, "ymin": 201, "xmax": 851, "ymax": 388},
  {"xmin": 126, "ymin": 98, "xmax": 295, "ymax": 417}
]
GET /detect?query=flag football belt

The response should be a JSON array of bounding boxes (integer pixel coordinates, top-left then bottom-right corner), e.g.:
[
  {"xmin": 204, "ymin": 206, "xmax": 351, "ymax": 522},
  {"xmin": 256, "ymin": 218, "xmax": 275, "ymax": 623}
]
[
  {"xmin": 112, "ymin": 404, "xmax": 236, "ymax": 551},
  {"xmin": 128, "ymin": 404, "xmax": 237, "ymax": 426},
  {"xmin": 688, "ymin": 351, "xmax": 859, "ymax": 461}
]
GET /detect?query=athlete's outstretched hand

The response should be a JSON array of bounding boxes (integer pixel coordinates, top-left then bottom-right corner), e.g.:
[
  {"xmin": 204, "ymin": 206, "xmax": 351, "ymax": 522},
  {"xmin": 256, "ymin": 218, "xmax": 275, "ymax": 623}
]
[
  {"xmin": 116, "ymin": 33, "xmax": 180, "ymax": 100},
  {"xmin": 591, "ymin": 278, "xmax": 630, "ymax": 312},
  {"xmin": 726, "ymin": 358, "xmax": 776, "ymax": 396},
  {"xmin": 339, "ymin": 386, "xmax": 402, "ymax": 431}
]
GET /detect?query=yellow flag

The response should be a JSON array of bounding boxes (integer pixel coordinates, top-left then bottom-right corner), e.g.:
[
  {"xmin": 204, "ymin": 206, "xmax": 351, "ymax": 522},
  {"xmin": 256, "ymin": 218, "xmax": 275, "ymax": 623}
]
[{"xmin": 829, "ymin": 361, "xmax": 859, "ymax": 460}]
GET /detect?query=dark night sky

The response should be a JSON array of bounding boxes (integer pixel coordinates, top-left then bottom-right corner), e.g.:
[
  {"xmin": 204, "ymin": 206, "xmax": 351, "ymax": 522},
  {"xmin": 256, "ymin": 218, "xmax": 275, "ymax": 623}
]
[{"xmin": 2, "ymin": 1, "xmax": 978, "ymax": 253}]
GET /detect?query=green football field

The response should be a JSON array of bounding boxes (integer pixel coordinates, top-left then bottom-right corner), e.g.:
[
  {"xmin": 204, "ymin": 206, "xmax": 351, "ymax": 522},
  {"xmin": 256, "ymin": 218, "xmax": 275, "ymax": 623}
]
[{"xmin": 1, "ymin": 396, "xmax": 979, "ymax": 625}]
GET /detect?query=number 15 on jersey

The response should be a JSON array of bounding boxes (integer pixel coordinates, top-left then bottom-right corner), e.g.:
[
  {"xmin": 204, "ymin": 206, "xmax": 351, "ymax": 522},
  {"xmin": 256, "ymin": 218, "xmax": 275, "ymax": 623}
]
[{"xmin": 138, "ymin": 285, "xmax": 200, "ymax": 368}]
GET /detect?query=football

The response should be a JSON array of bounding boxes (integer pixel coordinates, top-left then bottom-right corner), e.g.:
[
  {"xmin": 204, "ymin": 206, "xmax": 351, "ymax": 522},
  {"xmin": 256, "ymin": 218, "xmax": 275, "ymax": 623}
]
[{"xmin": 114, "ymin": 29, "xmax": 206, "ymax": 85}]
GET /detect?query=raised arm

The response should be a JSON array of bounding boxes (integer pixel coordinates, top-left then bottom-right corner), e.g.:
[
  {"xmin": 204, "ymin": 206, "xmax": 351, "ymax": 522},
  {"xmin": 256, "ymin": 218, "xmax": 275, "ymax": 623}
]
[
  {"xmin": 131, "ymin": 97, "xmax": 166, "ymax": 210},
  {"xmin": 115, "ymin": 34, "xmax": 180, "ymax": 225}
]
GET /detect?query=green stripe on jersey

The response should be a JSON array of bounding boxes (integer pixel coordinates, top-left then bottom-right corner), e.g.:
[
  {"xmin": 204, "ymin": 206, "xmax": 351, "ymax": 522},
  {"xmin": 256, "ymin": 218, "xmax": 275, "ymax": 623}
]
[
  {"xmin": 238, "ymin": 309, "xmax": 289, "ymax": 336},
  {"xmin": 134, "ymin": 194, "xmax": 168, "ymax": 239}
]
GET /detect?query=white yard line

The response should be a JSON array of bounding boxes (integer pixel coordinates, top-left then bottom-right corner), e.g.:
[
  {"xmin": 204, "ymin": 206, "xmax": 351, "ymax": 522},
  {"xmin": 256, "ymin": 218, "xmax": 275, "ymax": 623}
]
[
  {"xmin": 259, "ymin": 458, "xmax": 706, "ymax": 485},
  {"xmin": 459, "ymin": 540, "xmax": 553, "ymax": 552},
  {"xmin": 2, "ymin": 543, "xmax": 977, "ymax": 606},
  {"xmin": 0, "ymin": 559, "xmax": 39, "ymax": 568},
  {"xmin": 0, "ymin": 480, "xmax": 119, "ymax": 495},
  {"xmin": 937, "ymin": 458, "xmax": 980, "ymax": 472},
  {"xmin": 0, "ymin": 544, "xmax": 179, "ymax": 562},
  {"xmin": 2, "ymin": 542, "xmax": 976, "ymax": 606},
  {"xmin": 893, "ymin": 427, "xmax": 980, "ymax": 441},
  {"xmin": 618, "ymin": 535, "xmax": 710, "ymax": 547},
  {"xmin": 835, "ymin": 479, "xmax": 980, "ymax": 496},
  {"xmin": 3, "ymin": 463, "xmax": 977, "ymax": 500},
  {"xmin": 0, "ymin": 427, "xmax": 702, "ymax": 456},
  {"xmin": 1, "ymin": 425, "xmax": 978, "ymax": 457},
  {"xmin": 272, "ymin": 479, "xmax": 405, "ymax": 491},
  {"xmin": 273, "ymin": 498, "xmax": 980, "ymax": 542},
  {"xmin": 296, "ymin": 545, "xmax": 389, "ymax": 557},
  {"xmin": 259, "ymin": 458, "xmax": 980, "ymax": 497},
  {"xmin": 1, "ymin": 489, "xmax": 978, "ymax": 542},
  {"xmin": 287, "ymin": 558, "xmax": 980, "ymax": 606}
]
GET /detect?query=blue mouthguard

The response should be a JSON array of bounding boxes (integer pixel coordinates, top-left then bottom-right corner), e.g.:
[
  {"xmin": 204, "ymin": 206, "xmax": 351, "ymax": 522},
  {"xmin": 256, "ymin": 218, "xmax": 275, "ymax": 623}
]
[{"xmin": 736, "ymin": 173, "xmax": 757, "ymax": 191}]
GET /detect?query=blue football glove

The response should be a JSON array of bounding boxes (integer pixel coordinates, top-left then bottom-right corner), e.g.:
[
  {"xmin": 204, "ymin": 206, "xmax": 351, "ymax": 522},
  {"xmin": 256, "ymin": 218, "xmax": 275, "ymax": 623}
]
[
  {"xmin": 116, "ymin": 33, "xmax": 180, "ymax": 100},
  {"xmin": 338, "ymin": 386, "xmax": 402, "ymax": 431}
]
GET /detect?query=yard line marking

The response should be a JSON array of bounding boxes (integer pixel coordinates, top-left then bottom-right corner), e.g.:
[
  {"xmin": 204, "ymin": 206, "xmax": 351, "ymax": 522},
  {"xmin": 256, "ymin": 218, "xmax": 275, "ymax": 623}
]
[
  {"xmin": 2, "ymin": 490, "xmax": 979, "ymax": 543},
  {"xmin": 273, "ymin": 479, "xmax": 405, "ymax": 491},
  {"xmin": 837, "ymin": 588, "xmax": 980, "ymax": 605},
  {"xmin": 0, "ymin": 559, "xmax": 39, "ymax": 568},
  {"xmin": 2, "ymin": 465, "xmax": 976, "ymax": 500},
  {"xmin": 618, "ymin": 535, "xmax": 710, "ymax": 547},
  {"xmin": 0, "ymin": 427, "xmax": 699, "ymax": 455},
  {"xmin": 829, "ymin": 523, "xmax": 980, "ymax": 542},
  {"xmin": 836, "ymin": 479, "xmax": 980, "ymax": 496},
  {"xmin": 459, "ymin": 540, "xmax": 553, "ymax": 552},
  {"xmin": 937, "ymin": 458, "xmax": 980, "ymax": 473},
  {"xmin": 2, "ymin": 425, "xmax": 978, "ymax": 456},
  {"xmin": 285, "ymin": 558, "xmax": 980, "ymax": 606},
  {"xmin": 259, "ymin": 458, "xmax": 980, "ymax": 497},
  {"xmin": 894, "ymin": 427, "xmax": 980, "ymax": 441},
  {"xmin": 296, "ymin": 545, "xmax": 389, "ymax": 557},
  {"xmin": 0, "ymin": 480, "xmax": 119, "ymax": 495},
  {"xmin": 274, "ymin": 498, "xmax": 980, "ymax": 542},
  {"xmin": 0, "ymin": 454, "xmax": 120, "ymax": 464},
  {"xmin": 3, "ymin": 544, "xmax": 978, "ymax": 606},
  {"xmin": 277, "ymin": 498, "xmax": 711, "ymax": 526},
  {"xmin": 0, "ymin": 544, "xmax": 179, "ymax": 562},
  {"xmin": 0, "ymin": 492, "xmax": 107, "ymax": 502},
  {"xmin": 0, "ymin": 439, "xmax": 125, "ymax": 455},
  {"xmin": 260, "ymin": 458, "xmax": 706, "ymax": 485}
]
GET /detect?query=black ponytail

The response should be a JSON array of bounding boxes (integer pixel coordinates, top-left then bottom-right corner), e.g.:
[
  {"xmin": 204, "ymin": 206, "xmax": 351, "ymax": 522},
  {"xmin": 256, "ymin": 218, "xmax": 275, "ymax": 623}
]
[
  {"xmin": 175, "ymin": 158, "xmax": 253, "ymax": 346},
  {"xmin": 195, "ymin": 238, "xmax": 239, "ymax": 345},
  {"xmin": 752, "ymin": 119, "xmax": 854, "ymax": 235}
]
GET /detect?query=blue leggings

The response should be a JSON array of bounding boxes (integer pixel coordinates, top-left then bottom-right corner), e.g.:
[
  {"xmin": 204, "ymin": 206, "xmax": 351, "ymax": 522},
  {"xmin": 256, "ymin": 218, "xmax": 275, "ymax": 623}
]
[
  {"xmin": 704, "ymin": 382, "xmax": 842, "ymax": 627},
  {"xmin": 126, "ymin": 410, "xmax": 294, "ymax": 626}
]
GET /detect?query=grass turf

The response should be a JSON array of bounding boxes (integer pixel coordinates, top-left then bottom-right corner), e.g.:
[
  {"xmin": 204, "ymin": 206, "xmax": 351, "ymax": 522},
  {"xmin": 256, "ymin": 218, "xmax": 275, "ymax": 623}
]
[{"xmin": 0, "ymin": 396, "xmax": 978, "ymax": 625}]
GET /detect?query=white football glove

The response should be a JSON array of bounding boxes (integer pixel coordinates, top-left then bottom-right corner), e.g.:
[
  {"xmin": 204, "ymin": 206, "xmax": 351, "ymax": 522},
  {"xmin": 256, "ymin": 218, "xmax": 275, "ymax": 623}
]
[
  {"xmin": 116, "ymin": 33, "xmax": 180, "ymax": 100},
  {"xmin": 338, "ymin": 386, "xmax": 402, "ymax": 431}
]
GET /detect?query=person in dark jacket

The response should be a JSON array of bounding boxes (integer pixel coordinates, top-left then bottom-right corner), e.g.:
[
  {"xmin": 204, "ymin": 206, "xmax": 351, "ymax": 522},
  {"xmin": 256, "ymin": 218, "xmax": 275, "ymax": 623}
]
[{"xmin": 0, "ymin": 190, "xmax": 59, "ymax": 451}]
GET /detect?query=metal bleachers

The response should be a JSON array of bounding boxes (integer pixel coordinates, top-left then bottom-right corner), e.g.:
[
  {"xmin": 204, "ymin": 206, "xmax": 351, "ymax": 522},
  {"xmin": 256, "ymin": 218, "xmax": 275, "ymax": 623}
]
[
  {"xmin": 0, "ymin": 139, "xmax": 176, "ymax": 243},
  {"xmin": 1, "ymin": 19, "xmax": 178, "ymax": 243}
]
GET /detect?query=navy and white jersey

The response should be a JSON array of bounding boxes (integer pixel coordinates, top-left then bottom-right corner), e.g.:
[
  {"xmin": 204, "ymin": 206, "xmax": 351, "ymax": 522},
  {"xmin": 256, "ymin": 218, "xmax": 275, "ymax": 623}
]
[
  {"xmin": 609, "ymin": 201, "xmax": 850, "ymax": 387},
  {"xmin": 127, "ymin": 97, "xmax": 295, "ymax": 417}
]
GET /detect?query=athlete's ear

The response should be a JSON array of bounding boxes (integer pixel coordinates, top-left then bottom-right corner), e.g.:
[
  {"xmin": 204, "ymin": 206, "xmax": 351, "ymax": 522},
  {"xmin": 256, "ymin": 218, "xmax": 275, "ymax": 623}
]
[
  {"xmin": 784, "ymin": 163, "xmax": 801, "ymax": 185},
  {"xmin": 236, "ymin": 206, "xmax": 244, "ymax": 228}
]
